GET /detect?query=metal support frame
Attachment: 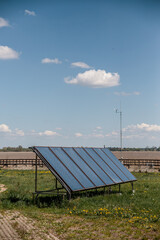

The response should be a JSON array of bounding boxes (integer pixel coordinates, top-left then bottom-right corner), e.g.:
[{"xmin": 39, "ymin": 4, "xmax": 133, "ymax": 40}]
[
  {"xmin": 108, "ymin": 186, "xmax": 112, "ymax": 194},
  {"xmin": 131, "ymin": 182, "xmax": 134, "ymax": 193},
  {"xmin": 67, "ymin": 192, "xmax": 71, "ymax": 200},
  {"xmin": 33, "ymin": 153, "xmax": 67, "ymax": 202}
]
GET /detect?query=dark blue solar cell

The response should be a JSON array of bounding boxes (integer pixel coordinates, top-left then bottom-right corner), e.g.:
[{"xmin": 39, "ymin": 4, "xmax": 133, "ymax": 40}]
[
  {"xmin": 50, "ymin": 147, "xmax": 94, "ymax": 189},
  {"xmin": 94, "ymin": 148, "xmax": 129, "ymax": 182},
  {"xmin": 102, "ymin": 148, "xmax": 136, "ymax": 181},
  {"xmin": 84, "ymin": 148, "xmax": 122, "ymax": 184},
  {"xmin": 75, "ymin": 148, "xmax": 114, "ymax": 185},
  {"xmin": 63, "ymin": 147, "xmax": 104, "ymax": 187},
  {"xmin": 35, "ymin": 147, "xmax": 83, "ymax": 191}
]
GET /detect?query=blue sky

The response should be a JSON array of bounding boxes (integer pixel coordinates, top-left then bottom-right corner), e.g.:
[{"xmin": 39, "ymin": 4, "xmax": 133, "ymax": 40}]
[{"xmin": 0, "ymin": 0, "xmax": 160, "ymax": 148}]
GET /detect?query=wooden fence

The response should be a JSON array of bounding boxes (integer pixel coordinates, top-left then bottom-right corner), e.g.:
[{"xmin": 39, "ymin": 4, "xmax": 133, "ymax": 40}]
[
  {"xmin": 0, "ymin": 158, "xmax": 160, "ymax": 168},
  {"xmin": 0, "ymin": 159, "xmax": 44, "ymax": 167},
  {"xmin": 122, "ymin": 159, "xmax": 160, "ymax": 168}
]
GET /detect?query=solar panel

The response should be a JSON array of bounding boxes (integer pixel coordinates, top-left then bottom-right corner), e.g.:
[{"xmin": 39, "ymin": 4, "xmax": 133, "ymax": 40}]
[
  {"xmin": 84, "ymin": 148, "xmax": 122, "ymax": 184},
  {"xmin": 102, "ymin": 148, "xmax": 136, "ymax": 181},
  {"xmin": 32, "ymin": 146, "xmax": 136, "ymax": 194},
  {"xmin": 74, "ymin": 147, "xmax": 114, "ymax": 185},
  {"xmin": 93, "ymin": 148, "xmax": 129, "ymax": 182}
]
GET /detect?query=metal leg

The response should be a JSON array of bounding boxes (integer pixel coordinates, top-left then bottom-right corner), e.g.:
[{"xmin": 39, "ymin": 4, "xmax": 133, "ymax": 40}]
[
  {"xmin": 108, "ymin": 186, "xmax": 112, "ymax": 194},
  {"xmin": 63, "ymin": 194, "xmax": 65, "ymax": 200},
  {"xmin": 35, "ymin": 193, "xmax": 39, "ymax": 204},
  {"xmin": 68, "ymin": 192, "xmax": 71, "ymax": 200},
  {"xmin": 131, "ymin": 182, "xmax": 135, "ymax": 193},
  {"xmin": 33, "ymin": 193, "xmax": 39, "ymax": 204}
]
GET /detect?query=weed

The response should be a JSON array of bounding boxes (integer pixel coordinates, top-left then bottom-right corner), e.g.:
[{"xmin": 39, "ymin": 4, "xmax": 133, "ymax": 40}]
[{"xmin": 0, "ymin": 170, "xmax": 160, "ymax": 239}]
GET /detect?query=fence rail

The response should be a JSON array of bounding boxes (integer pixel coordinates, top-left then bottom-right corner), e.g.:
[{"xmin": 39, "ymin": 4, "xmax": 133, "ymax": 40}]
[
  {"xmin": 0, "ymin": 159, "xmax": 44, "ymax": 167},
  {"xmin": 0, "ymin": 158, "xmax": 160, "ymax": 167},
  {"xmin": 122, "ymin": 159, "xmax": 160, "ymax": 167}
]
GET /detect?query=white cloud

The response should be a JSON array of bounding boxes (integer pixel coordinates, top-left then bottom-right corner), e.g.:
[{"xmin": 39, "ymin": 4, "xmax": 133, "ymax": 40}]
[
  {"xmin": 123, "ymin": 134, "xmax": 142, "ymax": 139},
  {"xmin": 56, "ymin": 128, "xmax": 62, "ymax": 131},
  {"xmin": 134, "ymin": 92, "xmax": 140, "ymax": 95},
  {"xmin": 120, "ymin": 123, "xmax": 160, "ymax": 141},
  {"xmin": 65, "ymin": 69, "xmax": 120, "ymax": 88},
  {"xmin": 41, "ymin": 58, "xmax": 62, "ymax": 64},
  {"xmin": 105, "ymin": 131, "xmax": 118, "ymax": 137},
  {"xmin": 39, "ymin": 130, "xmax": 59, "ymax": 136},
  {"xmin": 71, "ymin": 62, "xmax": 91, "ymax": 69},
  {"xmin": 0, "ymin": 124, "xmax": 24, "ymax": 136},
  {"xmin": 123, "ymin": 123, "xmax": 160, "ymax": 133},
  {"xmin": 103, "ymin": 123, "xmax": 160, "ymax": 143},
  {"xmin": 135, "ymin": 123, "xmax": 160, "ymax": 132},
  {"xmin": 75, "ymin": 131, "xmax": 105, "ymax": 138},
  {"xmin": 75, "ymin": 132, "xmax": 83, "ymax": 137},
  {"xmin": 96, "ymin": 126, "xmax": 102, "ymax": 130},
  {"xmin": 14, "ymin": 129, "xmax": 25, "ymax": 136},
  {"xmin": 111, "ymin": 131, "xmax": 118, "ymax": 136},
  {"xmin": 0, "ymin": 17, "xmax": 9, "ymax": 28},
  {"xmin": 0, "ymin": 124, "xmax": 11, "ymax": 133},
  {"xmin": 114, "ymin": 91, "xmax": 140, "ymax": 96},
  {"xmin": 25, "ymin": 10, "xmax": 36, "ymax": 16},
  {"xmin": 0, "ymin": 46, "xmax": 20, "ymax": 60},
  {"xmin": 92, "ymin": 133, "xmax": 104, "ymax": 138}
]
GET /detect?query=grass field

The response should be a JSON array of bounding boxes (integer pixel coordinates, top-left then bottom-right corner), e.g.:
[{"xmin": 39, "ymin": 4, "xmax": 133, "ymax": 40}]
[{"xmin": 0, "ymin": 169, "xmax": 160, "ymax": 239}]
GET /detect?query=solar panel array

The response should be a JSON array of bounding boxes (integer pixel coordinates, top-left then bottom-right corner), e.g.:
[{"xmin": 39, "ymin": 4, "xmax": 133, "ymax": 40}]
[{"xmin": 33, "ymin": 146, "xmax": 136, "ymax": 192}]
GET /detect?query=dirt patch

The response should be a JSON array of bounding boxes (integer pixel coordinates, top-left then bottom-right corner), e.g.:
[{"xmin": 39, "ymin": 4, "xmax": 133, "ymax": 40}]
[
  {"xmin": 0, "ymin": 184, "xmax": 7, "ymax": 193},
  {"xmin": 0, "ymin": 211, "xmax": 60, "ymax": 240}
]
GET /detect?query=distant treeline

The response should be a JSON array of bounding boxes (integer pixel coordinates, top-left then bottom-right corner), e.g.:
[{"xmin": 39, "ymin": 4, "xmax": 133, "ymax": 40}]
[
  {"xmin": 0, "ymin": 146, "xmax": 31, "ymax": 152},
  {"xmin": 108, "ymin": 147, "xmax": 160, "ymax": 151},
  {"xmin": 1, "ymin": 145, "xmax": 160, "ymax": 152}
]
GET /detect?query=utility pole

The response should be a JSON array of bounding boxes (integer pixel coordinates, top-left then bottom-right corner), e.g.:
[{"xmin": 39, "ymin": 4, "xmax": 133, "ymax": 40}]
[{"xmin": 116, "ymin": 104, "xmax": 122, "ymax": 160}]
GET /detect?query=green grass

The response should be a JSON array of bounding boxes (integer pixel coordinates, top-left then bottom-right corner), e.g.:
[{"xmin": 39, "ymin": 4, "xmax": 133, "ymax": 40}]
[{"xmin": 0, "ymin": 169, "xmax": 160, "ymax": 239}]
